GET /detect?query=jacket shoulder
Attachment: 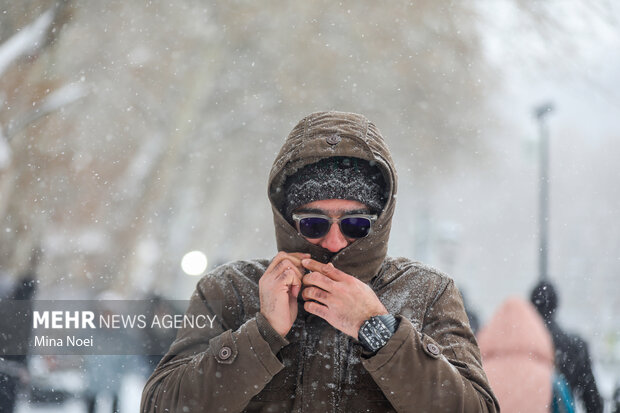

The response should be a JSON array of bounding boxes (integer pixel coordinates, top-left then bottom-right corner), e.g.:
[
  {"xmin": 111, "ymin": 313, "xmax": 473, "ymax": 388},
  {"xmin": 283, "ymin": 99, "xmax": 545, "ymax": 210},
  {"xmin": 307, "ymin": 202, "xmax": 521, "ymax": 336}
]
[
  {"xmin": 189, "ymin": 259, "xmax": 269, "ymax": 332},
  {"xmin": 376, "ymin": 257, "xmax": 455, "ymax": 323},
  {"xmin": 196, "ymin": 259, "xmax": 269, "ymax": 292},
  {"xmin": 379, "ymin": 257, "xmax": 452, "ymax": 289},
  {"xmin": 193, "ymin": 259, "xmax": 269, "ymax": 313}
]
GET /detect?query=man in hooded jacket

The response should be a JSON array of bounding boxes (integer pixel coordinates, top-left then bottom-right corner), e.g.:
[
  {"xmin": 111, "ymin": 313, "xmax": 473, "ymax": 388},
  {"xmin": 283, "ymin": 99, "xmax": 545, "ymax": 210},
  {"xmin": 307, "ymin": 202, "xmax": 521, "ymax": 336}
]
[{"xmin": 141, "ymin": 111, "xmax": 499, "ymax": 413}]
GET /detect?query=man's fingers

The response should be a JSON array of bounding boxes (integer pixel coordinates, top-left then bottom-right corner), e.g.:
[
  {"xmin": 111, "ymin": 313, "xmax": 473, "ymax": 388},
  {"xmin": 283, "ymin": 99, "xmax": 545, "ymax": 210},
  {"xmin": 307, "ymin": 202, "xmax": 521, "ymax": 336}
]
[
  {"xmin": 278, "ymin": 254, "xmax": 304, "ymax": 269},
  {"xmin": 264, "ymin": 251, "xmax": 290, "ymax": 273},
  {"xmin": 301, "ymin": 258, "xmax": 323, "ymax": 272},
  {"xmin": 267, "ymin": 252, "xmax": 309, "ymax": 274},
  {"xmin": 290, "ymin": 284, "xmax": 301, "ymax": 298},
  {"xmin": 279, "ymin": 251, "xmax": 311, "ymax": 266},
  {"xmin": 301, "ymin": 286, "xmax": 330, "ymax": 303},
  {"xmin": 277, "ymin": 268, "xmax": 302, "ymax": 287},
  {"xmin": 275, "ymin": 259, "xmax": 304, "ymax": 280},
  {"xmin": 302, "ymin": 271, "xmax": 334, "ymax": 291},
  {"xmin": 301, "ymin": 259, "xmax": 345, "ymax": 281},
  {"xmin": 304, "ymin": 300, "xmax": 328, "ymax": 320}
]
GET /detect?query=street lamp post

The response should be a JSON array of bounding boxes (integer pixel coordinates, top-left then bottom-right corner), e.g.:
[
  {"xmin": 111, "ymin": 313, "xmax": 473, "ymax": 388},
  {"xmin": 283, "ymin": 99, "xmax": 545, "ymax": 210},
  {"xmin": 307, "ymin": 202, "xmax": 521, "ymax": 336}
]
[{"xmin": 534, "ymin": 102, "xmax": 554, "ymax": 281}]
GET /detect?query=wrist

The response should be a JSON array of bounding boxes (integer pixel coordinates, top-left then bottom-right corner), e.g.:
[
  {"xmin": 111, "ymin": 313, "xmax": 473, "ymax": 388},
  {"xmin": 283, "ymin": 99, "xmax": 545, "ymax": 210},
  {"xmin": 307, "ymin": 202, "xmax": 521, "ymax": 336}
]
[
  {"xmin": 260, "ymin": 310, "xmax": 288, "ymax": 337},
  {"xmin": 357, "ymin": 314, "xmax": 399, "ymax": 353},
  {"xmin": 256, "ymin": 312, "xmax": 289, "ymax": 353}
]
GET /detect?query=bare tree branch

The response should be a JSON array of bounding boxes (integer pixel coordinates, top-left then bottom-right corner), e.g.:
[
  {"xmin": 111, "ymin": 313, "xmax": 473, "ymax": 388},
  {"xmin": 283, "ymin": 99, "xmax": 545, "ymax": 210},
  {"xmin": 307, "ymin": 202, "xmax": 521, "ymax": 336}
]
[
  {"xmin": 5, "ymin": 82, "xmax": 89, "ymax": 140},
  {"xmin": 0, "ymin": 8, "xmax": 55, "ymax": 78},
  {"xmin": 0, "ymin": 124, "xmax": 11, "ymax": 170}
]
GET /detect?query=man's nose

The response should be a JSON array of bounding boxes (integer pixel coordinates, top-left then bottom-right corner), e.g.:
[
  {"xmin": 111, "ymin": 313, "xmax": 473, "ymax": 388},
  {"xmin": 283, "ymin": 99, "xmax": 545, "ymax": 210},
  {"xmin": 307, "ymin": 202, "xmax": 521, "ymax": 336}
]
[{"xmin": 319, "ymin": 222, "xmax": 349, "ymax": 253}]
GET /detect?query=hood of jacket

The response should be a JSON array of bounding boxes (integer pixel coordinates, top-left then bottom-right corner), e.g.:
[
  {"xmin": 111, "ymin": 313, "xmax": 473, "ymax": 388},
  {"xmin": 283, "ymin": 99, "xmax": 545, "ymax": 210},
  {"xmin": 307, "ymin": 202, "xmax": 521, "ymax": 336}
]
[{"xmin": 268, "ymin": 111, "xmax": 397, "ymax": 283}]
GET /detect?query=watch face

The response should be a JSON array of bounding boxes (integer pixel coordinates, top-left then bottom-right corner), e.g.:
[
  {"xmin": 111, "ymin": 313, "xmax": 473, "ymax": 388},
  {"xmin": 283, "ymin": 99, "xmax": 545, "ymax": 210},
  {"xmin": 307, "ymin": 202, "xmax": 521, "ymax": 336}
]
[{"xmin": 359, "ymin": 317, "xmax": 392, "ymax": 352}]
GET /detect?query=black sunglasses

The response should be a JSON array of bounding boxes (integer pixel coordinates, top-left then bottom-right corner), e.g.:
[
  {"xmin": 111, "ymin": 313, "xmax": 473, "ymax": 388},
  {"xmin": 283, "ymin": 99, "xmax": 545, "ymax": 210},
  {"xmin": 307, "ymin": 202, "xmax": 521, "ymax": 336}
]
[{"xmin": 292, "ymin": 213, "xmax": 378, "ymax": 239}]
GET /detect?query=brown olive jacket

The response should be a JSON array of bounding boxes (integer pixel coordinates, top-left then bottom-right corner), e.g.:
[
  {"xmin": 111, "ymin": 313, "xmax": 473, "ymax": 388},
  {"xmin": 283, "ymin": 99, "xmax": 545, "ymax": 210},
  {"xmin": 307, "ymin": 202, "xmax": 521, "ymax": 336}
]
[{"xmin": 141, "ymin": 112, "xmax": 499, "ymax": 412}]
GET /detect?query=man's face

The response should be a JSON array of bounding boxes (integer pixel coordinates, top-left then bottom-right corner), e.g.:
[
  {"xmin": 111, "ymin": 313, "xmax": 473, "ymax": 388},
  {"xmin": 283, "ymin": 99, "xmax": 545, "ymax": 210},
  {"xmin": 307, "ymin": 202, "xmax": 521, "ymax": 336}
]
[{"xmin": 293, "ymin": 199, "xmax": 370, "ymax": 253}]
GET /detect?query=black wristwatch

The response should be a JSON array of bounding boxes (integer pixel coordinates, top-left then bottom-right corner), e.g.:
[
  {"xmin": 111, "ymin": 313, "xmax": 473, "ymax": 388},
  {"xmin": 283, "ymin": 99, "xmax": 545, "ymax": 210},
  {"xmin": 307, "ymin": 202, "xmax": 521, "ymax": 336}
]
[{"xmin": 357, "ymin": 314, "xmax": 399, "ymax": 353}]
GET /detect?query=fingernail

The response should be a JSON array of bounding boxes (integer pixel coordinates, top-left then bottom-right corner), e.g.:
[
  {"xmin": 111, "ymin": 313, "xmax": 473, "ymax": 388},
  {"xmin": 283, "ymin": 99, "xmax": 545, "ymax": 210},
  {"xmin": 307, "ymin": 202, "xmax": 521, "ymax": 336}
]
[
  {"xmin": 328, "ymin": 263, "xmax": 334, "ymax": 268},
  {"xmin": 301, "ymin": 259, "xmax": 309, "ymax": 265}
]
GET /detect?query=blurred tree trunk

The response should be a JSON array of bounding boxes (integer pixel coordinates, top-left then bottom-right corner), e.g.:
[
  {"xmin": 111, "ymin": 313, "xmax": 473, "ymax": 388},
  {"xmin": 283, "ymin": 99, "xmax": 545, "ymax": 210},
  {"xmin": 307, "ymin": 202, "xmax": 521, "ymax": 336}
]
[{"xmin": 0, "ymin": 1, "xmax": 72, "ymax": 268}]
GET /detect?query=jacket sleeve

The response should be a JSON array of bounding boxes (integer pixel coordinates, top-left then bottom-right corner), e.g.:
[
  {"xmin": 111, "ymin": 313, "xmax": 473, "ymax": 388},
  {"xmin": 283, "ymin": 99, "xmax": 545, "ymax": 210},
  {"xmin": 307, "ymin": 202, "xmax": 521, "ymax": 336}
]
[
  {"xmin": 361, "ymin": 279, "xmax": 500, "ymax": 413},
  {"xmin": 573, "ymin": 338, "xmax": 604, "ymax": 413},
  {"xmin": 140, "ymin": 284, "xmax": 286, "ymax": 413}
]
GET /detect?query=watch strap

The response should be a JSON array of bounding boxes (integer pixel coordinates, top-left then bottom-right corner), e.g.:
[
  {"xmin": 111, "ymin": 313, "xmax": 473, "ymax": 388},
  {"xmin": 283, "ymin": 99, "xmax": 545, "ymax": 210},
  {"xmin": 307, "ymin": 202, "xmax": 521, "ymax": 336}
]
[{"xmin": 378, "ymin": 314, "xmax": 398, "ymax": 334}]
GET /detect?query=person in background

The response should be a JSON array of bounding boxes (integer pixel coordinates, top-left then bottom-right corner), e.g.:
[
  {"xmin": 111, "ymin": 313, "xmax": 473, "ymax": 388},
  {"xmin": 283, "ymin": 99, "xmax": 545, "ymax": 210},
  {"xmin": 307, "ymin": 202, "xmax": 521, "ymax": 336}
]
[
  {"xmin": 530, "ymin": 281, "xmax": 604, "ymax": 413},
  {"xmin": 477, "ymin": 297, "xmax": 555, "ymax": 413},
  {"xmin": 611, "ymin": 384, "xmax": 620, "ymax": 413},
  {"xmin": 0, "ymin": 249, "xmax": 39, "ymax": 413}
]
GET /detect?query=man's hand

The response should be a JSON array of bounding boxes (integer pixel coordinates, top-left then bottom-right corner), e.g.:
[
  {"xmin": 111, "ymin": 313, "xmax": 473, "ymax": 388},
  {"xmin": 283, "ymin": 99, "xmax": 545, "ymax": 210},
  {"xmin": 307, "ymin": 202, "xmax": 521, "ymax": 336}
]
[
  {"xmin": 301, "ymin": 258, "xmax": 388, "ymax": 338},
  {"xmin": 259, "ymin": 251, "xmax": 310, "ymax": 337}
]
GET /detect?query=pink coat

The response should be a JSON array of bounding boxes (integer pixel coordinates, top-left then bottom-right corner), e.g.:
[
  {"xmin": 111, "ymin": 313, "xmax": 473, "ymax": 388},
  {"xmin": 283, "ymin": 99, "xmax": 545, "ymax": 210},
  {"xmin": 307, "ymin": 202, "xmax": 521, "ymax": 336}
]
[{"xmin": 477, "ymin": 297, "xmax": 554, "ymax": 413}]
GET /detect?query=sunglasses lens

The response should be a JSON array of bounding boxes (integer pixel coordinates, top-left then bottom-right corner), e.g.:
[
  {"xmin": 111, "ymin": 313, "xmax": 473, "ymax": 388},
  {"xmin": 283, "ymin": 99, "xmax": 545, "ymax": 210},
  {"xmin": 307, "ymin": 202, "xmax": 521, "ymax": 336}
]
[
  {"xmin": 340, "ymin": 217, "xmax": 372, "ymax": 238},
  {"xmin": 298, "ymin": 217, "xmax": 330, "ymax": 238}
]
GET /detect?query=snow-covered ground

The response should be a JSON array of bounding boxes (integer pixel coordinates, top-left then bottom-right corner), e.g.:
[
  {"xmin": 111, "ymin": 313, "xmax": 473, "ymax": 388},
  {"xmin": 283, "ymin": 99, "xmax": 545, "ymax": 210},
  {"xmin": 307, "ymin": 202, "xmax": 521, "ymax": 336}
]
[{"xmin": 15, "ymin": 373, "xmax": 145, "ymax": 413}]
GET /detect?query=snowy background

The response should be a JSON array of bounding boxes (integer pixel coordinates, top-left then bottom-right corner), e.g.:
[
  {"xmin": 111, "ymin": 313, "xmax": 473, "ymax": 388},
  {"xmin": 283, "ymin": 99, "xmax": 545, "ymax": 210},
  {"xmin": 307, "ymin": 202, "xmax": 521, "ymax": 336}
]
[{"xmin": 1, "ymin": 0, "xmax": 619, "ymax": 411}]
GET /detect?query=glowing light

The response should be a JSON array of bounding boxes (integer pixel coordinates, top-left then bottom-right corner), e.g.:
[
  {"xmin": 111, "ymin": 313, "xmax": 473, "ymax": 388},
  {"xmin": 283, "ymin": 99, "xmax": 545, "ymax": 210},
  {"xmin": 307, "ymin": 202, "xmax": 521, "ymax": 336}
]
[{"xmin": 181, "ymin": 251, "xmax": 208, "ymax": 276}]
